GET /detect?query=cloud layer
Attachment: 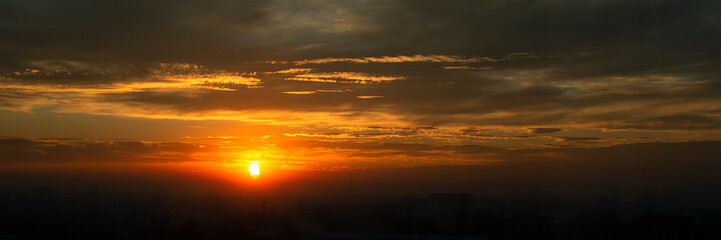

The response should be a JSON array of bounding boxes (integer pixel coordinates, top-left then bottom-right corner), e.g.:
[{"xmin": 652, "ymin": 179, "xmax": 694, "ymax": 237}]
[{"xmin": 1, "ymin": 0, "xmax": 720, "ymax": 157}]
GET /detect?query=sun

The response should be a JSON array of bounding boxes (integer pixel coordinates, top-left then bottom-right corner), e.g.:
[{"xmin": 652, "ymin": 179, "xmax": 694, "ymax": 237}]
[{"xmin": 248, "ymin": 161, "xmax": 260, "ymax": 177}]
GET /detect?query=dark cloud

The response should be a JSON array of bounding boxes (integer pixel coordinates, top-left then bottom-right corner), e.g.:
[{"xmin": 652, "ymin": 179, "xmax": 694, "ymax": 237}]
[
  {"xmin": 0, "ymin": 138, "xmax": 43, "ymax": 148},
  {"xmin": 279, "ymin": 140, "xmax": 437, "ymax": 153},
  {"xmin": 0, "ymin": 0, "xmax": 269, "ymax": 67},
  {"xmin": 1, "ymin": 0, "xmax": 721, "ymax": 138},
  {"xmin": 556, "ymin": 136, "xmax": 602, "ymax": 142},
  {"xmin": 3, "ymin": 0, "xmax": 718, "ymax": 66},
  {"xmin": 459, "ymin": 128, "xmax": 487, "ymax": 134},
  {"xmin": 6, "ymin": 137, "xmax": 716, "ymax": 171},
  {"xmin": 363, "ymin": 0, "xmax": 721, "ymax": 57},
  {"xmin": 601, "ymin": 114, "xmax": 721, "ymax": 130},
  {"xmin": 1, "ymin": 1, "xmax": 721, "ymax": 204},
  {"xmin": 3, "ymin": 137, "xmax": 721, "ymax": 198},
  {"xmin": 0, "ymin": 138, "xmax": 217, "ymax": 163},
  {"xmin": 528, "ymin": 128, "xmax": 562, "ymax": 134}
]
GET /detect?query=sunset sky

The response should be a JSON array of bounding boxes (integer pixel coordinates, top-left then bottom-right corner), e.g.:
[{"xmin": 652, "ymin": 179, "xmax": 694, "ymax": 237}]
[{"xmin": 2, "ymin": 0, "xmax": 721, "ymax": 185}]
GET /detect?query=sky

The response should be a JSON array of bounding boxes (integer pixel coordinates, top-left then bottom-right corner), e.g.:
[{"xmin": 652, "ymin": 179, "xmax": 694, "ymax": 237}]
[{"xmin": 1, "ymin": 0, "xmax": 721, "ymax": 188}]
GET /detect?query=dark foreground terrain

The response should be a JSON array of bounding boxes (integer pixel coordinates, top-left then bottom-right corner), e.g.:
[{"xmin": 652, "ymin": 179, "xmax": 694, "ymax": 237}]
[{"xmin": 1, "ymin": 186, "xmax": 720, "ymax": 240}]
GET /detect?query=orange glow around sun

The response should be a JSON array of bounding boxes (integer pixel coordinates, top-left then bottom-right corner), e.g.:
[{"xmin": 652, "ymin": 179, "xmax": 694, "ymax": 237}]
[{"xmin": 249, "ymin": 161, "xmax": 260, "ymax": 177}]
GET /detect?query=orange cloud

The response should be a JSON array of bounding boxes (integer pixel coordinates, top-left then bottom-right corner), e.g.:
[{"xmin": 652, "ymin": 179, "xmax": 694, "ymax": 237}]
[
  {"xmin": 267, "ymin": 68, "xmax": 314, "ymax": 74},
  {"xmin": 292, "ymin": 53, "xmax": 536, "ymax": 65},
  {"xmin": 294, "ymin": 55, "xmax": 487, "ymax": 65},
  {"xmin": 282, "ymin": 91, "xmax": 317, "ymax": 95},
  {"xmin": 286, "ymin": 72, "xmax": 404, "ymax": 83}
]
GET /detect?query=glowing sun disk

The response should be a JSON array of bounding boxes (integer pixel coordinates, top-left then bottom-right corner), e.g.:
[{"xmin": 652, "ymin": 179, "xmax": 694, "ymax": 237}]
[{"xmin": 249, "ymin": 161, "xmax": 260, "ymax": 177}]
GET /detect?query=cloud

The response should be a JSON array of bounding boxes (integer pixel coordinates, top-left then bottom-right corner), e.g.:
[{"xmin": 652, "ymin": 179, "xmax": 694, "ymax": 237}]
[
  {"xmin": 0, "ymin": 0, "xmax": 270, "ymax": 66},
  {"xmin": 556, "ymin": 136, "xmax": 602, "ymax": 142},
  {"xmin": 356, "ymin": 96, "xmax": 383, "ymax": 99},
  {"xmin": 268, "ymin": 68, "xmax": 314, "ymax": 74},
  {"xmin": 289, "ymin": 53, "xmax": 538, "ymax": 65},
  {"xmin": 282, "ymin": 91, "xmax": 316, "ymax": 95},
  {"xmin": 0, "ymin": 138, "xmax": 220, "ymax": 163},
  {"xmin": 1, "ymin": 0, "xmax": 721, "ymax": 146},
  {"xmin": 293, "ymin": 55, "xmax": 492, "ymax": 65},
  {"xmin": 1, "ymin": 1, "xmax": 721, "ymax": 202},
  {"xmin": 2, "ymin": 136, "xmax": 721, "ymax": 192},
  {"xmin": 2, "ymin": 62, "xmax": 261, "ymax": 90},
  {"xmin": 601, "ymin": 114, "xmax": 721, "ymax": 131},
  {"xmin": 282, "ymin": 125, "xmax": 439, "ymax": 140},
  {"xmin": 281, "ymin": 89, "xmax": 353, "ymax": 95},
  {"xmin": 528, "ymin": 128, "xmax": 563, "ymax": 134},
  {"xmin": 286, "ymin": 72, "xmax": 405, "ymax": 83},
  {"xmin": 443, "ymin": 66, "xmax": 494, "ymax": 70},
  {"xmin": 0, "ymin": 62, "xmax": 263, "ymax": 112},
  {"xmin": 0, "ymin": 138, "xmax": 43, "ymax": 148}
]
